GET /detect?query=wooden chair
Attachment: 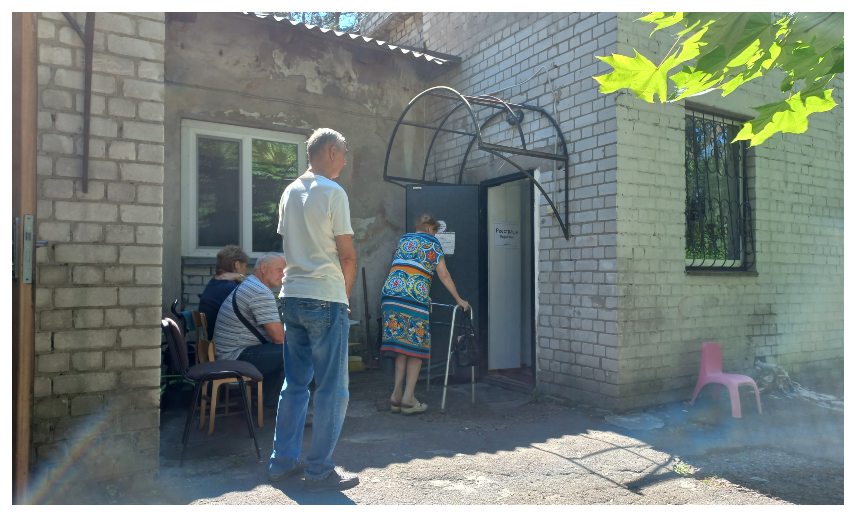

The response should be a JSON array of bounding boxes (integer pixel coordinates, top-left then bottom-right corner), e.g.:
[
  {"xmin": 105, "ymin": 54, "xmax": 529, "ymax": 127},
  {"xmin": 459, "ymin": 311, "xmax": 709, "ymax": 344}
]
[
  {"xmin": 196, "ymin": 335, "xmax": 264, "ymax": 434},
  {"xmin": 161, "ymin": 317, "xmax": 261, "ymax": 466},
  {"xmin": 189, "ymin": 310, "xmax": 209, "ymax": 364}
]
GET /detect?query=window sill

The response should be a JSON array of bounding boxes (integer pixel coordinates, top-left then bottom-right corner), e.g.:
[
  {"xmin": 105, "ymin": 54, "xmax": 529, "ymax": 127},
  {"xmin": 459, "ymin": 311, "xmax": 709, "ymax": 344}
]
[{"xmin": 685, "ymin": 269, "xmax": 758, "ymax": 277}]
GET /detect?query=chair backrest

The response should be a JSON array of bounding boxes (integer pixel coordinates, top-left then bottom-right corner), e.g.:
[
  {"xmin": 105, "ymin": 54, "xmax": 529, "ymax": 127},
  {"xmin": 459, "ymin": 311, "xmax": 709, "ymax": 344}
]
[
  {"xmin": 161, "ymin": 317, "xmax": 190, "ymax": 374},
  {"xmin": 191, "ymin": 310, "xmax": 208, "ymax": 343},
  {"xmin": 171, "ymin": 299, "xmax": 187, "ymax": 336},
  {"xmin": 196, "ymin": 338, "xmax": 216, "ymax": 364},
  {"xmin": 700, "ymin": 341, "xmax": 723, "ymax": 376}
]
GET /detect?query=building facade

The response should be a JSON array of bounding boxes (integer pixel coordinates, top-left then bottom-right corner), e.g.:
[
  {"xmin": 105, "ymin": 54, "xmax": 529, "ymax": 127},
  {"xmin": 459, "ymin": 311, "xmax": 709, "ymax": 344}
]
[
  {"xmin": 26, "ymin": 11, "xmax": 843, "ymax": 492},
  {"xmin": 360, "ymin": 12, "xmax": 844, "ymax": 407},
  {"xmin": 31, "ymin": 11, "xmax": 166, "ymax": 495}
]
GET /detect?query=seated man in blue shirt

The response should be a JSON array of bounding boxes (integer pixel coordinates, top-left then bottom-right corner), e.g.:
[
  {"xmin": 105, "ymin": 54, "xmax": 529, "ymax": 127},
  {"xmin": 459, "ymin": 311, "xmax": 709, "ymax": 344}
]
[
  {"xmin": 198, "ymin": 244, "xmax": 248, "ymax": 338},
  {"xmin": 213, "ymin": 251, "xmax": 286, "ymax": 408}
]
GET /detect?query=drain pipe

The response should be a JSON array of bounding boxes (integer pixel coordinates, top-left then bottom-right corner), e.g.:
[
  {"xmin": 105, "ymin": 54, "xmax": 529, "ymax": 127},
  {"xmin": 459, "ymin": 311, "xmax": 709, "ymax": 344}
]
[{"xmin": 62, "ymin": 13, "xmax": 95, "ymax": 192}]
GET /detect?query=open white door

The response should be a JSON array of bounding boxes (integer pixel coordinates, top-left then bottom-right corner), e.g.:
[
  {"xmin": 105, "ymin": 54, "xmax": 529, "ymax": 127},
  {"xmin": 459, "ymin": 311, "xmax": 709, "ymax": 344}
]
[{"xmin": 487, "ymin": 181, "xmax": 523, "ymax": 370}]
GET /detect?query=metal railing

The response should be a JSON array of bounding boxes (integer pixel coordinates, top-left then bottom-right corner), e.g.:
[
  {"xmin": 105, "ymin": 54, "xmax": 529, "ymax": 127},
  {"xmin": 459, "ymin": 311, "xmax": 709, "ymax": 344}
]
[{"xmin": 685, "ymin": 110, "xmax": 755, "ymax": 270}]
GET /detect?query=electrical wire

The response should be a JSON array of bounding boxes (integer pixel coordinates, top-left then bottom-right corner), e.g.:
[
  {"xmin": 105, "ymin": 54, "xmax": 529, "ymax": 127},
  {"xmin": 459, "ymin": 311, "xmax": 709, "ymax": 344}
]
[{"xmin": 481, "ymin": 65, "xmax": 549, "ymax": 97}]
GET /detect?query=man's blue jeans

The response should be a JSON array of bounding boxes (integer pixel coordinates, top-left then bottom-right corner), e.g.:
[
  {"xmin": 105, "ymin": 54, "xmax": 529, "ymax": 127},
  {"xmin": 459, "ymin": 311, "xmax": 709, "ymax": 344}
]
[{"xmin": 269, "ymin": 297, "xmax": 349, "ymax": 480}]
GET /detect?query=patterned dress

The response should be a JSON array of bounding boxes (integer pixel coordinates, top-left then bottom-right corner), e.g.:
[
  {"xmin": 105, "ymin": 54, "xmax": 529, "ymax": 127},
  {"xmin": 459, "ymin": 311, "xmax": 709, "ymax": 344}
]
[{"xmin": 380, "ymin": 233, "xmax": 445, "ymax": 359}]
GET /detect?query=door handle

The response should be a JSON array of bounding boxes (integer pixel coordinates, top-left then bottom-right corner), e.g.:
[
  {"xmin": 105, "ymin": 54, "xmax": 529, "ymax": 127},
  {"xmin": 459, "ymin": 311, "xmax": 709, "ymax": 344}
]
[
  {"xmin": 12, "ymin": 215, "xmax": 37, "ymax": 284},
  {"xmin": 35, "ymin": 241, "xmax": 48, "ymax": 248}
]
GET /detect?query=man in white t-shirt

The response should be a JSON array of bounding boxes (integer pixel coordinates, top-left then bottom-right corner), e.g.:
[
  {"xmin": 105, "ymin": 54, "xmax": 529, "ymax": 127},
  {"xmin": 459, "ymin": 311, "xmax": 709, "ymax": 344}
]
[{"xmin": 268, "ymin": 128, "xmax": 359, "ymax": 492}]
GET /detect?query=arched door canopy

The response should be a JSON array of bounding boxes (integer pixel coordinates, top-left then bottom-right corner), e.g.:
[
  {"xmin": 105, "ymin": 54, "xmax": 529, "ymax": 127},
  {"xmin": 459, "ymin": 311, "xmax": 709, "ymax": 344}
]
[{"xmin": 383, "ymin": 86, "xmax": 570, "ymax": 239}]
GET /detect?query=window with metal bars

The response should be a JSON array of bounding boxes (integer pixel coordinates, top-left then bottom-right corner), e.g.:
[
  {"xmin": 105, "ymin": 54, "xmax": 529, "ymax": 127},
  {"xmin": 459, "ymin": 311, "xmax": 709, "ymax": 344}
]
[{"xmin": 684, "ymin": 109, "xmax": 755, "ymax": 270}]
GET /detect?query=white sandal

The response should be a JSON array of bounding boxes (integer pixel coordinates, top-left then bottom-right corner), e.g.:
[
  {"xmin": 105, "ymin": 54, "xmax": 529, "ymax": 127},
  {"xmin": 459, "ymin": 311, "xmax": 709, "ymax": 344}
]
[{"xmin": 400, "ymin": 400, "xmax": 428, "ymax": 415}]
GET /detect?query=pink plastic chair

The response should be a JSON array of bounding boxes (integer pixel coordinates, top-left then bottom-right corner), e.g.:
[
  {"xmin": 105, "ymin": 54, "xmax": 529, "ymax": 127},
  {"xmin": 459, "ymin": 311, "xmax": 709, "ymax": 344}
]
[{"xmin": 690, "ymin": 342, "xmax": 762, "ymax": 418}]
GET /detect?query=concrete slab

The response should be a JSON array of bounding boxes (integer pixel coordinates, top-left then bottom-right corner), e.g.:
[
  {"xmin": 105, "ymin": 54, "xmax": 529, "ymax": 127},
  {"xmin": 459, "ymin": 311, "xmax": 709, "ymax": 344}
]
[
  {"xmin": 605, "ymin": 413, "xmax": 664, "ymax": 430},
  {"xmin": 446, "ymin": 382, "xmax": 532, "ymax": 410}
]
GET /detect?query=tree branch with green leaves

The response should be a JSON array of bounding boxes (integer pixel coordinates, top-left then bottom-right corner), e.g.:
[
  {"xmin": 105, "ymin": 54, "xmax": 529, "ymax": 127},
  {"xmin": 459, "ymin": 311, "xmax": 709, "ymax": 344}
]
[{"xmin": 594, "ymin": 13, "xmax": 843, "ymax": 146}]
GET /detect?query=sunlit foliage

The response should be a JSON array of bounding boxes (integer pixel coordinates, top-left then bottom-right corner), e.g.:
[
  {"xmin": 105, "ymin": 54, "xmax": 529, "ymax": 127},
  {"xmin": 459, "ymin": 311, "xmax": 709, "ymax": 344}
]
[{"xmin": 594, "ymin": 13, "xmax": 843, "ymax": 146}]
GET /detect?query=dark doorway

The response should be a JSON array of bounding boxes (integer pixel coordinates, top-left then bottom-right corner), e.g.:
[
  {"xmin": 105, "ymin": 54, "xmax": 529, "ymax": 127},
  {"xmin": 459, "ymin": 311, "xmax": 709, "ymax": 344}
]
[
  {"xmin": 405, "ymin": 185, "xmax": 480, "ymax": 382},
  {"xmin": 403, "ymin": 178, "xmax": 536, "ymax": 391}
]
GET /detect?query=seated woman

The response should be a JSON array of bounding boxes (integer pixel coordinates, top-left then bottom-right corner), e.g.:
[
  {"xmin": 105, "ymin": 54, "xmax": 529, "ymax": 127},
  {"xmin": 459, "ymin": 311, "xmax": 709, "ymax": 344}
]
[
  {"xmin": 380, "ymin": 213, "xmax": 468, "ymax": 415},
  {"xmin": 198, "ymin": 244, "xmax": 248, "ymax": 338}
]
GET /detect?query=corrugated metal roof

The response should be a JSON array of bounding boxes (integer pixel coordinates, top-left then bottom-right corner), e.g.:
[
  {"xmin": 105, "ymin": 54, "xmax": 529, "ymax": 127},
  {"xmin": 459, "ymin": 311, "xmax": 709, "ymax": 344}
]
[{"xmin": 240, "ymin": 12, "xmax": 460, "ymax": 66}]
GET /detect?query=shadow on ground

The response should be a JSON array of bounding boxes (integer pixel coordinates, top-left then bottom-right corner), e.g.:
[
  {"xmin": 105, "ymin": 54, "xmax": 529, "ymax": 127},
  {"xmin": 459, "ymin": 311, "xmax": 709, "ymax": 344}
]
[{"xmin": 62, "ymin": 373, "xmax": 843, "ymax": 505}]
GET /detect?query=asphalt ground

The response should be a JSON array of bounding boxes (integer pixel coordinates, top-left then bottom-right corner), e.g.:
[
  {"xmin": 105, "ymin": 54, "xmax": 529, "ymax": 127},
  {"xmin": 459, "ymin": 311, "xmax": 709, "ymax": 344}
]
[{"xmin": 57, "ymin": 371, "xmax": 843, "ymax": 505}]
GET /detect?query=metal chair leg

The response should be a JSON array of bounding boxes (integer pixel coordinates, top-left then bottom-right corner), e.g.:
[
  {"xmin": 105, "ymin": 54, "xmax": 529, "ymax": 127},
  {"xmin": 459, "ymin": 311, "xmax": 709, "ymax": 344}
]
[
  {"xmin": 440, "ymin": 307, "xmax": 459, "ymax": 414},
  {"xmin": 427, "ymin": 346, "xmax": 431, "ymax": 393},
  {"xmin": 198, "ymin": 380, "xmax": 208, "ymax": 429},
  {"xmin": 236, "ymin": 376, "xmax": 261, "ymax": 460},
  {"xmin": 180, "ymin": 379, "xmax": 203, "ymax": 467},
  {"xmin": 471, "ymin": 366, "xmax": 475, "ymax": 404},
  {"xmin": 468, "ymin": 307, "xmax": 475, "ymax": 404},
  {"xmin": 427, "ymin": 300, "xmax": 432, "ymax": 393}
]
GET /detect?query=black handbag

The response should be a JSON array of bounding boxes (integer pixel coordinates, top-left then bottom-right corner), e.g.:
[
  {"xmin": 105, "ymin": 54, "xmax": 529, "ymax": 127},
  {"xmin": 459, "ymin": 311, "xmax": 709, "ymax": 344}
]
[{"xmin": 454, "ymin": 309, "xmax": 478, "ymax": 368}]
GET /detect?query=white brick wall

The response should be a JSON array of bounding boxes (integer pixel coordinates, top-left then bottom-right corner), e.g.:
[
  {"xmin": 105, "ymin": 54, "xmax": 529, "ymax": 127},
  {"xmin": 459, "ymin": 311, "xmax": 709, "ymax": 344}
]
[
  {"xmin": 614, "ymin": 13, "xmax": 844, "ymax": 408},
  {"xmin": 387, "ymin": 13, "xmax": 424, "ymax": 47},
  {"xmin": 382, "ymin": 13, "xmax": 621, "ymax": 407},
  {"xmin": 360, "ymin": 12, "xmax": 393, "ymax": 37},
  {"xmin": 376, "ymin": 11, "xmax": 842, "ymax": 409},
  {"xmin": 33, "ymin": 11, "xmax": 165, "ymax": 488},
  {"xmin": 180, "ymin": 265, "xmax": 215, "ymax": 308}
]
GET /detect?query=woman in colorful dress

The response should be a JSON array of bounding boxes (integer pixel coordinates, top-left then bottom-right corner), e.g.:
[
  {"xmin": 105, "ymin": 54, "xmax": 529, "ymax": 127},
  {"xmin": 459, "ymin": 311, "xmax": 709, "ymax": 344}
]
[{"xmin": 380, "ymin": 213, "xmax": 469, "ymax": 414}]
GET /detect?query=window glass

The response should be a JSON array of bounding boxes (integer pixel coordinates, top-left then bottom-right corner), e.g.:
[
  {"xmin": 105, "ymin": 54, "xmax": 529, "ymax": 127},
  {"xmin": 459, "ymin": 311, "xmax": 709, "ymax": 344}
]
[
  {"xmin": 197, "ymin": 137, "xmax": 240, "ymax": 248},
  {"xmin": 252, "ymin": 139, "xmax": 299, "ymax": 252}
]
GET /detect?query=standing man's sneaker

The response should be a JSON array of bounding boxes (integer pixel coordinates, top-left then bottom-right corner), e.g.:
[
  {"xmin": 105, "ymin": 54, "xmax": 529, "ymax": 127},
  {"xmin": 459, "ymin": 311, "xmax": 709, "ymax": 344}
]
[
  {"xmin": 303, "ymin": 468, "xmax": 360, "ymax": 492},
  {"xmin": 268, "ymin": 461, "xmax": 305, "ymax": 482}
]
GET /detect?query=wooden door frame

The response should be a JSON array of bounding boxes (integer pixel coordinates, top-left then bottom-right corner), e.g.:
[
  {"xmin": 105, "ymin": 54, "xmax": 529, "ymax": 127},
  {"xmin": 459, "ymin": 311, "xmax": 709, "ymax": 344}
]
[{"xmin": 13, "ymin": 11, "xmax": 38, "ymax": 504}]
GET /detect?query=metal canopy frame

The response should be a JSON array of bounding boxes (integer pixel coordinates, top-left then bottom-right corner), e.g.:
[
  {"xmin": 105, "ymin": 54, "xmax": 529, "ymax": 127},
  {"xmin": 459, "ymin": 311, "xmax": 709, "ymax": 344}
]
[{"xmin": 383, "ymin": 86, "xmax": 570, "ymax": 239}]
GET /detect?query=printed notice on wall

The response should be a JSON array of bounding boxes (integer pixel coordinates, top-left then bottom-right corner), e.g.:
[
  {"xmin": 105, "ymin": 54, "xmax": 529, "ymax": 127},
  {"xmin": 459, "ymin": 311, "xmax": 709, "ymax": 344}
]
[
  {"xmin": 436, "ymin": 232, "xmax": 455, "ymax": 255},
  {"xmin": 493, "ymin": 222, "xmax": 520, "ymax": 248}
]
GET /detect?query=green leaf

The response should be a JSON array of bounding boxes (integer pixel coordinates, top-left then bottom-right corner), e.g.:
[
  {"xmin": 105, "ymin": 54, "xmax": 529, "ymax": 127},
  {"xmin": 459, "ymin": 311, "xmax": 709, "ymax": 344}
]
[
  {"xmin": 595, "ymin": 12, "xmax": 843, "ymax": 146},
  {"xmin": 673, "ymin": 26, "xmax": 706, "ymax": 62},
  {"xmin": 734, "ymin": 86, "xmax": 837, "ymax": 146},
  {"xmin": 692, "ymin": 12, "xmax": 766, "ymax": 60},
  {"xmin": 594, "ymin": 50, "xmax": 675, "ymax": 102},
  {"xmin": 791, "ymin": 13, "xmax": 844, "ymax": 56},
  {"xmin": 639, "ymin": 12, "xmax": 685, "ymax": 35},
  {"xmin": 719, "ymin": 69, "xmax": 762, "ymax": 97},
  {"xmin": 800, "ymin": 74, "xmax": 835, "ymax": 99},
  {"xmin": 669, "ymin": 66, "xmax": 719, "ymax": 100}
]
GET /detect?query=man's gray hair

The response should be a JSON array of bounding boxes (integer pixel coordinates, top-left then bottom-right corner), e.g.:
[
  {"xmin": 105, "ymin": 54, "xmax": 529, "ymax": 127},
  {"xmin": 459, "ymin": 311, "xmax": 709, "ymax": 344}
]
[
  {"xmin": 255, "ymin": 252, "xmax": 284, "ymax": 267},
  {"xmin": 306, "ymin": 128, "xmax": 346, "ymax": 161}
]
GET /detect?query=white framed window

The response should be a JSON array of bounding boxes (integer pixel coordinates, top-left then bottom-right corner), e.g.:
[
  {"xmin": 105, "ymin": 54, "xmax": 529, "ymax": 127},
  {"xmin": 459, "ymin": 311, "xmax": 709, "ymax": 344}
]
[{"xmin": 180, "ymin": 119, "xmax": 307, "ymax": 258}]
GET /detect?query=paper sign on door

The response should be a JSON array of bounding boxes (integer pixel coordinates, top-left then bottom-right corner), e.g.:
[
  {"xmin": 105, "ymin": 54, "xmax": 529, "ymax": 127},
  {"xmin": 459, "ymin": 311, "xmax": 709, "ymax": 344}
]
[
  {"xmin": 493, "ymin": 222, "xmax": 520, "ymax": 248},
  {"xmin": 436, "ymin": 232, "xmax": 455, "ymax": 255}
]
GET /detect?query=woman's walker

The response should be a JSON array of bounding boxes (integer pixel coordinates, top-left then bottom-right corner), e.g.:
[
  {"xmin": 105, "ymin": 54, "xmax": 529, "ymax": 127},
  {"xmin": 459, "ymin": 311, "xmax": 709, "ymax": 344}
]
[{"xmin": 426, "ymin": 301, "xmax": 476, "ymax": 413}]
